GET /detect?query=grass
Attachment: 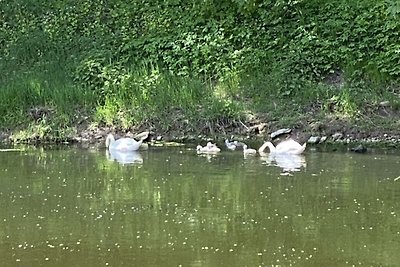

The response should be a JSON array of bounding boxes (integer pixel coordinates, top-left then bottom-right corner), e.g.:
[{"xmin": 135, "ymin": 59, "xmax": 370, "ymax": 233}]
[
  {"xmin": 0, "ymin": 61, "xmax": 95, "ymax": 131},
  {"xmin": 0, "ymin": 58, "xmax": 399, "ymax": 143},
  {"xmin": 91, "ymin": 64, "xmax": 246, "ymax": 131}
]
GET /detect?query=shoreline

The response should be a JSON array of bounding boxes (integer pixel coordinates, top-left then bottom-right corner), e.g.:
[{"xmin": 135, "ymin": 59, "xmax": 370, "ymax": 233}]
[{"xmin": 1, "ymin": 122, "xmax": 399, "ymax": 150}]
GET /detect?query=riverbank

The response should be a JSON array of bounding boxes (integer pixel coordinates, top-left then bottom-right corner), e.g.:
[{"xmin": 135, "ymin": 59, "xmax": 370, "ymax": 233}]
[
  {"xmin": 1, "ymin": 70, "xmax": 399, "ymax": 149},
  {"xmin": 1, "ymin": 103, "xmax": 399, "ymax": 150}
]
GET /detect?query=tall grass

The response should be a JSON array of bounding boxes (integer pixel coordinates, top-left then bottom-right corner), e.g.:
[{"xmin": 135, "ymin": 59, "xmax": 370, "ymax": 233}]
[
  {"xmin": 236, "ymin": 60, "xmax": 400, "ymax": 128},
  {"xmin": 0, "ymin": 62, "xmax": 95, "ymax": 127},
  {"xmin": 93, "ymin": 64, "xmax": 244, "ymax": 130}
]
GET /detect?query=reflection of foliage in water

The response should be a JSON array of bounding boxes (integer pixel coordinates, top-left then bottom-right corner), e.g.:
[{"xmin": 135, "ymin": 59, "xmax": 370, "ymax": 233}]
[{"xmin": 0, "ymin": 148, "xmax": 399, "ymax": 266}]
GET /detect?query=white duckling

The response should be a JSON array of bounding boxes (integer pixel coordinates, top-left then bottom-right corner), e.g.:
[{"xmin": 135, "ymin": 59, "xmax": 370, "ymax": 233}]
[
  {"xmin": 258, "ymin": 138, "xmax": 306, "ymax": 155},
  {"xmin": 106, "ymin": 132, "xmax": 149, "ymax": 152},
  {"xmin": 197, "ymin": 142, "xmax": 221, "ymax": 153},
  {"xmin": 225, "ymin": 139, "xmax": 237, "ymax": 150},
  {"xmin": 243, "ymin": 144, "xmax": 257, "ymax": 155}
]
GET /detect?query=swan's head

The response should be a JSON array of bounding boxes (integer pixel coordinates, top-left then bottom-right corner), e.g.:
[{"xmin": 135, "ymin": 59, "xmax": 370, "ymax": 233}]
[
  {"xmin": 196, "ymin": 145, "xmax": 202, "ymax": 151},
  {"xmin": 105, "ymin": 134, "xmax": 115, "ymax": 147},
  {"xmin": 243, "ymin": 144, "xmax": 248, "ymax": 150},
  {"xmin": 206, "ymin": 142, "xmax": 214, "ymax": 148}
]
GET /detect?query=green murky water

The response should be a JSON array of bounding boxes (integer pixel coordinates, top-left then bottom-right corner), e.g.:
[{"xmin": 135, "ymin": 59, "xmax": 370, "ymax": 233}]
[{"xmin": 0, "ymin": 145, "xmax": 399, "ymax": 266}]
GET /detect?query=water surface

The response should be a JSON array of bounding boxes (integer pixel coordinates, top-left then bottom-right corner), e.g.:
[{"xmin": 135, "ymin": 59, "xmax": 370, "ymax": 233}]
[{"xmin": 0, "ymin": 145, "xmax": 399, "ymax": 266}]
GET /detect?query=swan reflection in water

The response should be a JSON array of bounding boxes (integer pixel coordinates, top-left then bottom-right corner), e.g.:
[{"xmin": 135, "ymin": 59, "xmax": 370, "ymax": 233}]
[
  {"xmin": 260, "ymin": 152, "xmax": 306, "ymax": 172},
  {"xmin": 106, "ymin": 149, "xmax": 143, "ymax": 165}
]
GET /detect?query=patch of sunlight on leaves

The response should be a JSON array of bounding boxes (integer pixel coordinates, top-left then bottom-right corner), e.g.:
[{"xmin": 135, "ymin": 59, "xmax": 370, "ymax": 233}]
[
  {"xmin": 11, "ymin": 121, "xmax": 51, "ymax": 142},
  {"xmin": 30, "ymin": 79, "xmax": 45, "ymax": 97},
  {"xmin": 213, "ymin": 71, "xmax": 241, "ymax": 99},
  {"xmin": 95, "ymin": 99, "xmax": 120, "ymax": 126}
]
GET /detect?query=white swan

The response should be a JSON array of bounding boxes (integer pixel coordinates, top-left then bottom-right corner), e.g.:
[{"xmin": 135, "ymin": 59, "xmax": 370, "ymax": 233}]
[
  {"xmin": 197, "ymin": 142, "xmax": 221, "ymax": 153},
  {"xmin": 243, "ymin": 144, "xmax": 257, "ymax": 155},
  {"xmin": 258, "ymin": 138, "xmax": 306, "ymax": 155},
  {"xmin": 106, "ymin": 132, "xmax": 149, "ymax": 152}
]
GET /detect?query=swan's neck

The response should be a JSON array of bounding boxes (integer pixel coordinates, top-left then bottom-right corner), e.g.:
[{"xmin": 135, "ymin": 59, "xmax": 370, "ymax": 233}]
[
  {"xmin": 258, "ymin": 142, "xmax": 276, "ymax": 153},
  {"xmin": 137, "ymin": 139, "xmax": 144, "ymax": 146},
  {"xmin": 106, "ymin": 134, "xmax": 115, "ymax": 148}
]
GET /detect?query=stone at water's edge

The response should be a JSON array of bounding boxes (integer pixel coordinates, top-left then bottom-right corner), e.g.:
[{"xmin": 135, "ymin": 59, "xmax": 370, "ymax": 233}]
[
  {"xmin": 332, "ymin": 132, "xmax": 344, "ymax": 140},
  {"xmin": 307, "ymin": 136, "xmax": 321, "ymax": 144},
  {"xmin": 270, "ymin": 128, "xmax": 292, "ymax": 139}
]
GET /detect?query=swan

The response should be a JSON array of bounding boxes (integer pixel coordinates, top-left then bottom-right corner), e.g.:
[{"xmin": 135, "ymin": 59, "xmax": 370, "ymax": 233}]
[
  {"xmin": 243, "ymin": 144, "xmax": 257, "ymax": 155},
  {"xmin": 197, "ymin": 142, "xmax": 221, "ymax": 153},
  {"xmin": 258, "ymin": 138, "xmax": 306, "ymax": 155},
  {"xmin": 225, "ymin": 139, "xmax": 237, "ymax": 150},
  {"xmin": 106, "ymin": 132, "xmax": 149, "ymax": 152}
]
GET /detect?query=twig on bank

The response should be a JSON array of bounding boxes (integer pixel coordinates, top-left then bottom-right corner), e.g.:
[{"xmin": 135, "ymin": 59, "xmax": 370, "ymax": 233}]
[
  {"xmin": 238, "ymin": 120, "xmax": 249, "ymax": 130},
  {"xmin": 394, "ymin": 176, "xmax": 400, "ymax": 181}
]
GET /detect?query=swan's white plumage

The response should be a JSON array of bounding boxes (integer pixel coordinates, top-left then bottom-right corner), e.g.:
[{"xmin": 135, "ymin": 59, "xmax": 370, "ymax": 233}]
[
  {"xmin": 106, "ymin": 133, "xmax": 148, "ymax": 152},
  {"xmin": 258, "ymin": 139, "xmax": 306, "ymax": 155}
]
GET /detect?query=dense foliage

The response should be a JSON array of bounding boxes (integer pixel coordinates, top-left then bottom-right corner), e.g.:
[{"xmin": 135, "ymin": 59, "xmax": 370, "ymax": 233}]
[
  {"xmin": 3, "ymin": 0, "xmax": 400, "ymax": 78},
  {"xmin": 1, "ymin": 0, "xmax": 399, "ymax": 141}
]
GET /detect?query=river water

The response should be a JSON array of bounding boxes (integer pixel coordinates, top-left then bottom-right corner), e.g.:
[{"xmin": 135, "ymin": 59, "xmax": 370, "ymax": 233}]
[{"xmin": 0, "ymin": 145, "xmax": 399, "ymax": 266}]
